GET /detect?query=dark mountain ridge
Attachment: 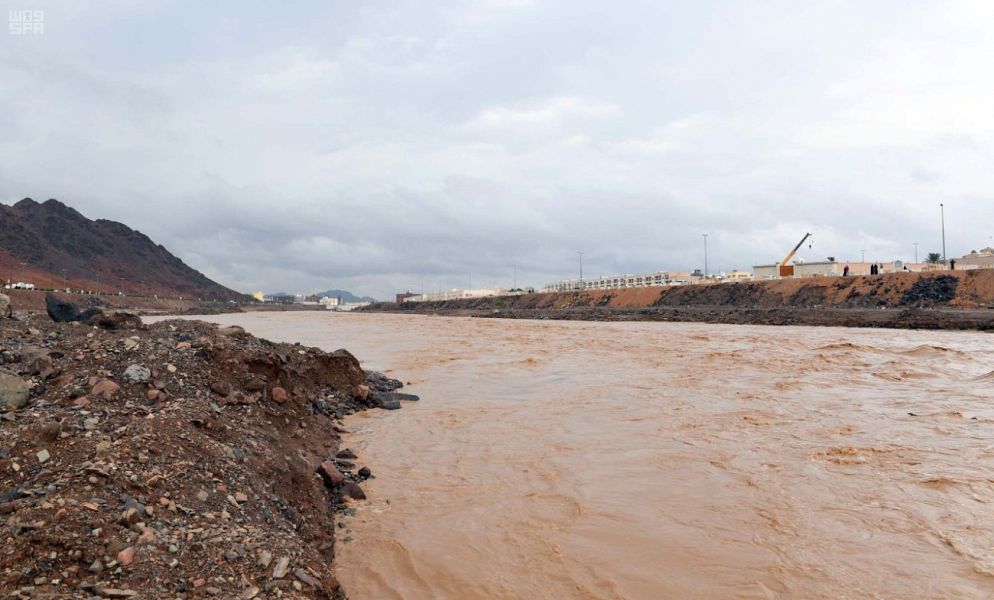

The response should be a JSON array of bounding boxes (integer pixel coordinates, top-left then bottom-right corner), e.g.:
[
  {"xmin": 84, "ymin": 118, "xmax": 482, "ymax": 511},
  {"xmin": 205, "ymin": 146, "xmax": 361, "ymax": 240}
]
[{"xmin": 0, "ymin": 198, "xmax": 243, "ymax": 300}]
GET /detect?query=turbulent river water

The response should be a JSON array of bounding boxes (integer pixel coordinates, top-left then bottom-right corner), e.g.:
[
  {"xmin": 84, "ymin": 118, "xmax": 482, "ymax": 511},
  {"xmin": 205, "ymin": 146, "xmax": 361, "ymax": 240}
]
[{"xmin": 196, "ymin": 312, "xmax": 994, "ymax": 599}]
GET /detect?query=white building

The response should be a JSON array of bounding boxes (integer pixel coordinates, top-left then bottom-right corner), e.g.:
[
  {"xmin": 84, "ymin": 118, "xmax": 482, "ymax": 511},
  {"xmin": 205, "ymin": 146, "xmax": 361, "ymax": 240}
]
[
  {"xmin": 543, "ymin": 271, "xmax": 700, "ymax": 292},
  {"xmin": 402, "ymin": 287, "xmax": 507, "ymax": 302}
]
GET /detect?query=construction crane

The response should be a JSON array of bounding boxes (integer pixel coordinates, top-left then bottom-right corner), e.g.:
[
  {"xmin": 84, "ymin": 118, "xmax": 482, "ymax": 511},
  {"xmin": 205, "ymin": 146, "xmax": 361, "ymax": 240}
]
[{"xmin": 779, "ymin": 233, "xmax": 812, "ymax": 277}]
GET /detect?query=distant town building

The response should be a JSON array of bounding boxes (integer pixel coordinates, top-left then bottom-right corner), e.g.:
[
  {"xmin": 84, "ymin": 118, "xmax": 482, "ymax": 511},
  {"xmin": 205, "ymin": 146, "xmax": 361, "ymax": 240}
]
[
  {"xmin": 402, "ymin": 288, "xmax": 507, "ymax": 302},
  {"xmin": 396, "ymin": 291, "xmax": 418, "ymax": 304},
  {"xmin": 753, "ymin": 260, "xmax": 925, "ymax": 279},
  {"xmin": 319, "ymin": 296, "xmax": 340, "ymax": 309},
  {"xmin": 956, "ymin": 247, "xmax": 994, "ymax": 270},
  {"xmin": 264, "ymin": 293, "xmax": 295, "ymax": 304},
  {"xmin": 543, "ymin": 271, "xmax": 700, "ymax": 292}
]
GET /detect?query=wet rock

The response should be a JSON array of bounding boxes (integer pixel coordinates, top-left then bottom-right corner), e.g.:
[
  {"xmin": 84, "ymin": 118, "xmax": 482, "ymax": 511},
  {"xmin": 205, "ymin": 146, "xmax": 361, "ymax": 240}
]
[
  {"xmin": 358, "ymin": 466, "xmax": 372, "ymax": 479},
  {"xmin": 336, "ymin": 448, "xmax": 357, "ymax": 460},
  {"xmin": 0, "ymin": 369, "xmax": 31, "ymax": 410},
  {"xmin": 370, "ymin": 391, "xmax": 419, "ymax": 408},
  {"xmin": 341, "ymin": 481, "xmax": 366, "ymax": 500},
  {"xmin": 317, "ymin": 461, "xmax": 345, "ymax": 487},
  {"xmin": 122, "ymin": 364, "xmax": 151, "ymax": 385}
]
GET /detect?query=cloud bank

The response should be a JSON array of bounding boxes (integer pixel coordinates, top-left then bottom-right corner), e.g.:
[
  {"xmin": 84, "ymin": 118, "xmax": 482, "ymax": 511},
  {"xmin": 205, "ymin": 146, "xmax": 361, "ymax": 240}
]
[{"xmin": 2, "ymin": 0, "xmax": 992, "ymax": 297}]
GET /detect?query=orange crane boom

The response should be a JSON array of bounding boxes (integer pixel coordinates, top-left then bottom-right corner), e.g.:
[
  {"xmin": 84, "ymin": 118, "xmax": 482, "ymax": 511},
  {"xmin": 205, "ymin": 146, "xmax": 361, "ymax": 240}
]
[{"xmin": 779, "ymin": 232, "xmax": 812, "ymax": 277}]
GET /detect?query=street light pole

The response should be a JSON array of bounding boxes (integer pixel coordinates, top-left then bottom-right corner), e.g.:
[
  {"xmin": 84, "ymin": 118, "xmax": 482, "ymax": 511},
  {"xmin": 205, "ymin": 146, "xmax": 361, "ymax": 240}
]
[
  {"xmin": 703, "ymin": 233, "xmax": 709, "ymax": 278},
  {"xmin": 513, "ymin": 264, "xmax": 517, "ymax": 290},
  {"xmin": 577, "ymin": 251, "xmax": 584, "ymax": 290},
  {"xmin": 913, "ymin": 242, "xmax": 918, "ymax": 264},
  {"xmin": 861, "ymin": 249, "xmax": 866, "ymax": 263},
  {"xmin": 940, "ymin": 203, "xmax": 947, "ymax": 265}
]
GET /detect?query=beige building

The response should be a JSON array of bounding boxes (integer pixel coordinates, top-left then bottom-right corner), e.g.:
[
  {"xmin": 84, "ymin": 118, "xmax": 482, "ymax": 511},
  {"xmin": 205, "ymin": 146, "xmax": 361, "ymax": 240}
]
[
  {"xmin": 754, "ymin": 260, "xmax": 926, "ymax": 279},
  {"xmin": 956, "ymin": 247, "xmax": 994, "ymax": 270}
]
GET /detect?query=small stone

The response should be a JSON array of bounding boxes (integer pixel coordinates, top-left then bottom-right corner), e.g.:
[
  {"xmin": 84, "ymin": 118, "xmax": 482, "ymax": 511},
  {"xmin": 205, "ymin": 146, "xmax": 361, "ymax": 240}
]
[
  {"xmin": 122, "ymin": 364, "xmax": 151, "ymax": 385},
  {"xmin": 117, "ymin": 546, "xmax": 135, "ymax": 566},
  {"xmin": 272, "ymin": 556, "xmax": 290, "ymax": 579},
  {"xmin": 293, "ymin": 569, "xmax": 321, "ymax": 588},
  {"xmin": 271, "ymin": 386, "xmax": 288, "ymax": 403},
  {"xmin": 166, "ymin": 364, "xmax": 177, "ymax": 373},
  {"xmin": 96, "ymin": 588, "xmax": 138, "ymax": 598},
  {"xmin": 258, "ymin": 550, "xmax": 273, "ymax": 568},
  {"xmin": 36, "ymin": 449, "xmax": 50, "ymax": 463},
  {"xmin": 91, "ymin": 379, "xmax": 120, "ymax": 400},
  {"xmin": 0, "ymin": 368, "xmax": 31, "ymax": 411},
  {"xmin": 336, "ymin": 448, "xmax": 357, "ymax": 460},
  {"xmin": 234, "ymin": 492, "xmax": 248, "ymax": 503}
]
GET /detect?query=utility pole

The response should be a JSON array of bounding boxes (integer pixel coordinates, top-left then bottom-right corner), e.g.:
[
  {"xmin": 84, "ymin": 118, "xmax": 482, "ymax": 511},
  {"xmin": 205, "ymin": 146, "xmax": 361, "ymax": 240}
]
[
  {"xmin": 577, "ymin": 251, "xmax": 584, "ymax": 290},
  {"xmin": 940, "ymin": 202, "xmax": 947, "ymax": 265},
  {"xmin": 703, "ymin": 233, "xmax": 709, "ymax": 278},
  {"xmin": 913, "ymin": 242, "xmax": 918, "ymax": 264},
  {"xmin": 861, "ymin": 249, "xmax": 866, "ymax": 263},
  {"xmin": 513, "ymin": 264, "xmax": 517, "ymax": 290}
]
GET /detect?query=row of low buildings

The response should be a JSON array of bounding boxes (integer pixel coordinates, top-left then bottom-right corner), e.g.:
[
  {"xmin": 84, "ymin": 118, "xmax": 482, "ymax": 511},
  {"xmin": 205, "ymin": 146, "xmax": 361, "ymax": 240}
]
[
  {"xmin": 253, "ymin": 291, "xmax": 372, "ymax": 311},
  {"xmin": 398, "ymin": 287, "xmax": 514, "ymax": 303},
  {"xmin": 753, "ymin": 247, "xmax": 994, "ymax": 279},
  {"xmin": 542, "ymin": 269, "xmax": 754, "ymax": 292}
]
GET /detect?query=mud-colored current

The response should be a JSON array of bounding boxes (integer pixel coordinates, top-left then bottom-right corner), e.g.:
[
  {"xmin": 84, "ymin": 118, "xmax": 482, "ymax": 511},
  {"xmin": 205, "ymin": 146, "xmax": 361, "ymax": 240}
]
[{"xmin": 200, "ymin": 312, "xmax": 994, "ymax": 599}]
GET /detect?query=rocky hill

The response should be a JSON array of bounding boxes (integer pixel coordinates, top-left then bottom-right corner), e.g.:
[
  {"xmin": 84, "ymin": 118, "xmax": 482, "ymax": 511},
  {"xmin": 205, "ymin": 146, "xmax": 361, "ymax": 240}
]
[{"xmin": 0, "ymin": 198, "xmax": 243, "ymax": 301}]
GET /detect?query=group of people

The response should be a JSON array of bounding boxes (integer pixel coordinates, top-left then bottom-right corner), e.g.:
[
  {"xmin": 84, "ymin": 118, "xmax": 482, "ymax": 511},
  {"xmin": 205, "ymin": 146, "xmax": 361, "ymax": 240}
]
[{"xmin": 841, "ymin": 263, "xmax": 887, "ymax": 276}]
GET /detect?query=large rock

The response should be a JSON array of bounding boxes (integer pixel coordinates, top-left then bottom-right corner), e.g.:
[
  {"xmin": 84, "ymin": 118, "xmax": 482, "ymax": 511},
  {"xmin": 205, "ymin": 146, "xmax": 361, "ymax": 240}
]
[
  {"xmin": 0, "ymin": 293, "xmax": 10, "ymax": 319},
  {"xmin": 43, "ymin": 293, "xmax": 110, "ymax": 325},
  {"xmin": 45, "ymin": 293, "xmax": 80, "ymax": 323},
  {"xmin": 0, "ymin": 369, "xmax": 30, "ymax": 411}
]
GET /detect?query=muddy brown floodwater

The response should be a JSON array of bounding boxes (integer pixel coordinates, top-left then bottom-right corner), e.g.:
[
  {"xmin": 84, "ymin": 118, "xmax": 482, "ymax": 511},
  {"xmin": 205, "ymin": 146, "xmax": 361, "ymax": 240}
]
[{"xmin": 196, "ymin": 312, "xmax": 994, "ymax": 599}]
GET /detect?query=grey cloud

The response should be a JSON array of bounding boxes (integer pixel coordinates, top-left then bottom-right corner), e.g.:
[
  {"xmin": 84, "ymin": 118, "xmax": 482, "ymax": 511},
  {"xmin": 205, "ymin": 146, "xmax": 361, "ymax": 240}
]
[{"xmin": 2, "ymin": 0, "xmax": 992, "ymax": 298}]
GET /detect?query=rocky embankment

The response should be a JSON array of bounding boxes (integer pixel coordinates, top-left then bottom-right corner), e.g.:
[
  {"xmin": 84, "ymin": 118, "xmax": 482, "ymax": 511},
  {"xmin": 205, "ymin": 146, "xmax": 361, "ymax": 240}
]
[
  {"xmin": 365, "ymin": 270, "xmax": 994, "ymax": 330},
  {"xmin": 0, "ymin": 293, "xmax": 417, "ymax": 599}
]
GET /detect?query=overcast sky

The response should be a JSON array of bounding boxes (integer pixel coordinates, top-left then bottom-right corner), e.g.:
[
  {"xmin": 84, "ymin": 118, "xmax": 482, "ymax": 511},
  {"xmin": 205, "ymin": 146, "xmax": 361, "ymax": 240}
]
[{"xmin": 2, "ymin": 1, "xmax": 993, "ymax": 298}]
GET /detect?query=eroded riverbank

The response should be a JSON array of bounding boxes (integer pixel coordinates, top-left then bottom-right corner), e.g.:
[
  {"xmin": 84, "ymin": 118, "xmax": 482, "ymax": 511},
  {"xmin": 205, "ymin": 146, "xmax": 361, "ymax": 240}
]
[{"xmin": 198, "ymin": 312, "xmax": 994, "ymax": 599}]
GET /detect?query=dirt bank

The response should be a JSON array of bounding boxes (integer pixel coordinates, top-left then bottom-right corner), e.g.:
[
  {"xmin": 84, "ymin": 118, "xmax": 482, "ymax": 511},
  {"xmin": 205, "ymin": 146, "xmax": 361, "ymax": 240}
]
[
  {"xmin": 0, "ymin": 310, "xmax": 411, "ymax": 598},
  {"xmin": 365, "ymin": 270, "xmax": 994, "ymax": 330}
]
